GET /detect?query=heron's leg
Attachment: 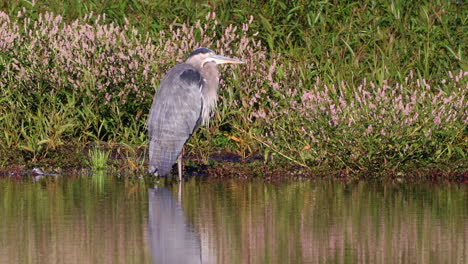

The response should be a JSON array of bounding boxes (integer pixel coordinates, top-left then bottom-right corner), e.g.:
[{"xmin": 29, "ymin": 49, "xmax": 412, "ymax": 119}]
[{"xmin": 177, "ymin": 154, "xmax": 183, "ymax": 181}]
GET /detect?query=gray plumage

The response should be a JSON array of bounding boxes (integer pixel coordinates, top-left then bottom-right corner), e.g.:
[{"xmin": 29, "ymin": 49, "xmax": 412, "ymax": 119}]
[{"xmin": 148, "ymin": 48, "xmax": 243, "ymax": 179}]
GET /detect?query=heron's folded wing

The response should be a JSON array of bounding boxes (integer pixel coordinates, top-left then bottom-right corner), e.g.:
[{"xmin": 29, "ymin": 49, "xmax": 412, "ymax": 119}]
[{"xmin": 147, "ymin": 64, "xmax": 203, "ymax": 175}]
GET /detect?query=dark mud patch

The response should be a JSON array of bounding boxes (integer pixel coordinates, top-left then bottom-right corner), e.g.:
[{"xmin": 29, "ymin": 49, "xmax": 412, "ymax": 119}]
[{"xmin": 184, "ymin": 153, "xmax": 468, "ymax": 184}]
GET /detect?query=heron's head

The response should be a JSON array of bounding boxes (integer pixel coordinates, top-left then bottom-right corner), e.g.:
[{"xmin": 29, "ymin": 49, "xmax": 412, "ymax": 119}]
[{"xmin": 185, "ymin": 48, "xmax": 244, "ymax": 70}]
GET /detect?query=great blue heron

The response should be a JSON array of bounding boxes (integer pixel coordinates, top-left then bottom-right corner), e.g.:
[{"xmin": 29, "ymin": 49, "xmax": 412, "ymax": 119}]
[{"xmin": 148, "ymin": 48, "xmax": 243, "ymax": 180}]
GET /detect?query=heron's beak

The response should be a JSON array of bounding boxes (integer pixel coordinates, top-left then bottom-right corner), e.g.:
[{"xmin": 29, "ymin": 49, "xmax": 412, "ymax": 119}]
[{"xmin": 210, "ymin": 55, "xmax": 244, "ymax": 65}]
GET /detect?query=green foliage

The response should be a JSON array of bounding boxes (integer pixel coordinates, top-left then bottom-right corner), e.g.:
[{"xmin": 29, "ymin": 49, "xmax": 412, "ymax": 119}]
[
  {"xmin": 4, "ymin": 0, "xmax": 465, "ymax": 82},
  {"xmin": 0, "ymin": 0, "xmax": 466, "ymax": 178},
  {"xmin": 0, "ymin": 88, "xmax": 79, "ymax": 161}
]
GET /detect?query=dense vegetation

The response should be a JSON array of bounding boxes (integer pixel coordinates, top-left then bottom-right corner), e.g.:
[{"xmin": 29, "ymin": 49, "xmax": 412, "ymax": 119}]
[{"xmin": 0, "ymin": 0, "xmax": 466, "ymax": 179}]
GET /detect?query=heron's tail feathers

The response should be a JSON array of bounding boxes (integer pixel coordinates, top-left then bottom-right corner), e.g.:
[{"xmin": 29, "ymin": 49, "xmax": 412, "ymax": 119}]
[{"xmin": 149, "ymin": 151, "xmax": 181, "ymax": 177}]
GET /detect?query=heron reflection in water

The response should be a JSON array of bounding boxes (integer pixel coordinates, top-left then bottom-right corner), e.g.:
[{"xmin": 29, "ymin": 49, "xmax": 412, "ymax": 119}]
[
  {"xmin": 148, "ymin": 185, "xmax": 202, "ymax": 264},
  {"xmin": 147, "ymin": 48, "xmax": 243, "ymax": 180}
]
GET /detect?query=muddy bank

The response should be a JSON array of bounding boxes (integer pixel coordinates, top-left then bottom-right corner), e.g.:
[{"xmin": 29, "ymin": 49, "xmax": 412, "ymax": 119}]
[{"xmin": 1, "ymin": 149, "xmax": 467, "ymax": 183}]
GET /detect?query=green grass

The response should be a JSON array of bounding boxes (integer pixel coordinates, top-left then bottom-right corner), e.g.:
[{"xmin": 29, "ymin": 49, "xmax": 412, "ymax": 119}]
[
  {"xmin": 87, "ymin": 148, "xmax": 110, "ymax": 170},
  {"xmin": 0, "ymin": 0, "xmax": 466, "ymax": 179}
]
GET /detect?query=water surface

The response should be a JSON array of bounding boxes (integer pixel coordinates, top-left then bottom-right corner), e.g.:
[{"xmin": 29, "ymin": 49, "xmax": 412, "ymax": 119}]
[{"xmin": 0, "ymin": 175, "xmax": 466, "ymax": 263}]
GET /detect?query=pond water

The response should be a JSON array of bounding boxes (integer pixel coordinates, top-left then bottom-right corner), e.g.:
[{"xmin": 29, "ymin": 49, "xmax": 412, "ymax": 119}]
[{"xmin": 0, "ymin": 174, "xmax": 466, "ymax": 264}]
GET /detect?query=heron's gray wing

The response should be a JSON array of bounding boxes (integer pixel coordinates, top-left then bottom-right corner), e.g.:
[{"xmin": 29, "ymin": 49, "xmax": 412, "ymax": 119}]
[{"xmin": 148, "ymin": 63, "xmax": 203, "ymax": 176}]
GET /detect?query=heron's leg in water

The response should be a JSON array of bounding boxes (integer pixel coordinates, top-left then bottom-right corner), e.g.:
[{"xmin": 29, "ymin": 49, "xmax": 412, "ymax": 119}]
[{"xmin": 177, "ymin": 154, "xmax": 182, "ymax": 181}]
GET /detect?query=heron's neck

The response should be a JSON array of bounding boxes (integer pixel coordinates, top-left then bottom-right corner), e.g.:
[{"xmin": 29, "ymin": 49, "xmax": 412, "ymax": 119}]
[{"xmin": 200, "ymin": 63, "xmax": 219, "ymax": 125}]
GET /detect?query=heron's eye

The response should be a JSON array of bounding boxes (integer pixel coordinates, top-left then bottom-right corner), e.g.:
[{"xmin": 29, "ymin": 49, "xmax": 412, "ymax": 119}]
[{"xmin": 202, "ymin": 58, "xmax": 216, "ymax": 68}]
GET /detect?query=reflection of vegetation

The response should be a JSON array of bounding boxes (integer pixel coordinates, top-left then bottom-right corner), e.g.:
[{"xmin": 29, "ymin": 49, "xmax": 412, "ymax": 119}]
[
  {"xmin": 178, "ymin": 179, "xmax": 468, "ymax": 264},
  {"xmin": 91, "ymin": 170, "xmax": 107, "ymax": 193},
  {"xmin": 1, "ymin": 177, "xmax": 466, "ymax": 263},
  {"xmin": 0, "ymin": 177, "xmax": 149, "ymax": 263}
]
